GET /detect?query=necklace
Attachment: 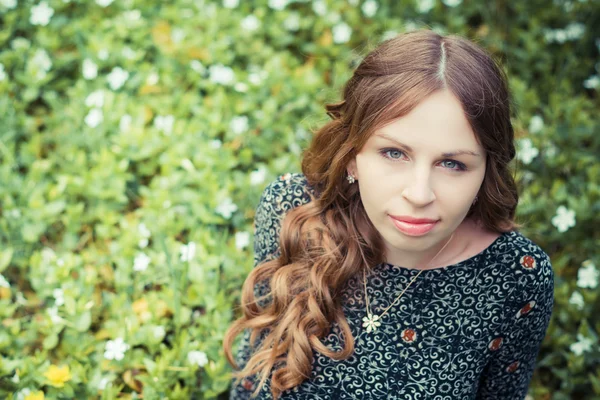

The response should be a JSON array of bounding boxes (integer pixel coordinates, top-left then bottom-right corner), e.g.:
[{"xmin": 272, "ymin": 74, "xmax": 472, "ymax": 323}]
[{"xmin": 361, "ymin": 232, "xmax": 456, "ymax": 333}]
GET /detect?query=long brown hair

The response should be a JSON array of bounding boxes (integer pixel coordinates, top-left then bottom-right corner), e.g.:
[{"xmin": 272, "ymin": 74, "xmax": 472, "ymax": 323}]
[{"xmin": 223, "ymin": 29, "xmax": 521, "ymax": 399}]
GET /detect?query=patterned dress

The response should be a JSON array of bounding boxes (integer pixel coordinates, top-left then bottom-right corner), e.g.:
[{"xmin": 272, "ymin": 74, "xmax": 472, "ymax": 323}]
[{"xmin": 229, "ymin": 172, "xmax": 554, "ymax": 400}]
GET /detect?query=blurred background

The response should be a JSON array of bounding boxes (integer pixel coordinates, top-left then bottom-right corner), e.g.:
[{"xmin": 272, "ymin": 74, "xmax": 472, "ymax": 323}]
[{"xmin": 0, "ymin": 0, "xmax": 598, "ymax": 399}]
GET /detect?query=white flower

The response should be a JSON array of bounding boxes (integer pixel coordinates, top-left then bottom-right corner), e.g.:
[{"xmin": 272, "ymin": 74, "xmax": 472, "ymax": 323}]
[
  {"xmin": 16, "ymin": 388, "xmax": 32, "ymax": 400},
  {"xmin": 516, "ymin": 138, "xmax": 539, "ymax": 164},
  {"xmin": 565, "ymin": 22, "xmax": 585, "ymax": 40},
  {"xmin": 584, "ymin": 75, "xmax": 600, "ymax": 89},
  {"xmin": 11, "ymin": 370, "xmax": 19, "ymax": 383},
  {"xmin": 215, "ymin": 197, "xmax": 238, "ymax": 219},
  {"xmin": 133, "ymin": 252, "xmax": 151, "ymax": 272},
  {"xmin": 30, "ymin": 1, "xmax": 54, "ymax": 26},
  {"xmin": 234, "ymin": 82, "xmax": 248, "ymax": 92},
  {"xmin": 551, "ymin": 205, "xmax": 576, "ymax": 233},
  {"xmin": 223, "ymin": 0, "xmax": 239, "ymax": 8},
  {"xmin": 153, "ymin": 325, "xmax": 166, "ymax": 339},
  {"xmin": 138, "ymin": 223, "xmax": 151, "ymax": 238},
  {"xmin": 85, "ymin": 108, "xmax": 104, "ymax": 128},
  {"xmin": 250, "ymin": 166, "xmax": 267, "ymax": 185},
  {"xmin": 528, "ymin": 115, "xmax": 544, "ymax": 134},
  {"xmin": 569, "ymin": 291, "xmax": 584, "ymax": 309},
  {"xmin": 235, "ymin": 231, "xmax": 251, "ymax": 250},
  {"xmin": 98, "ymin": 376, "xmax": 111, "ymax": 390},
  {"xmin": 119, "ymin": 114, "xmax": 132, "ymax": 132},
  {"xmin": 139, "ymin": 238, "xmax": 149, "ymax": 248},
  {"xmin": 570, "ymin": 333, "xmax": 594, "ymax": 356},
  {"xmin": 362, "ymin": 313, "xmax": 381, "ymax": 333},
  {"xmin": 95, "ymin": 0, "xmax": 113, "ymax": 7},
  {"xmin": 545, "ymin": 142, "xmax": 557, "ymax": 158},
  {"xmin": 85, "ymin": 90, "xmax": 104, "ymax": 108},
  {"xmin": 241, "ymin": 15, "xmax": 260, "ymax": 31},
  {"xmin": 121, "ymin": 46, "xmax": 137, "ymax": 60},
  {"xmin": 0, "ymin": 274, "xmax": 10, "ymax": 288},
  {"xmin": 104, "ymin": 337, "xmax": 130, "ymax": 361},
  {"xmin": 53, "ymin": 288, "xmax": 65, "ymax": 306},
  {"xmin": 154, "ymin": 115, "xmax": 175, "ymax": 135},
  {"xmin": 230, "ymin": 116, "xmax": 249, "ymax": 135},
  {"xmin": 146, "ymin": 71, "xmax": 159, "ymax": 85},
  {"xmin": 312, "ymin": 0, "xmax": 327, "ymax": 16},
  {"xmin": 82, "ymin": 58, "xmax": 98, "ymax": 80},
  {"xmin": 283, "ymin": 12, "xmax": 301, "ymax": 31},
  {"xmin": 332, "ymin": 22, "xmax": 352, "ymax": 44},
  {"xmin": 107, "ymin": 67, "xmax": 129, "ymax": 90},
  {"xmin": 416, "ymin": 0, "xmax": 435, "ymax": 13},
  {"xmin": 442, "ymin": 0, "xmax": 462, "ymax": 6},
  {"xmin": 187, "ymin": 350, "xmax": 209, "ymax": 367},
  {"xmin": 190, "ymin": 60, "xmax": 205, "ymax": 74},
  {"xmin": 361, "ymin": 0, "xmax": 378, "ymax": 17},
  {"xmin": 123, "ymin": 9, "xmax": 141, "ymax": 21},
  {"xmin": 180, "ymin": 242, "xmax": 196, "ymax": 262},
  {"xmin": 210, "ymin": 139, "xmax": 222, "ymax": 149},
  {"xmin": 31, "ymin": 48, "xmax": 52, "ymax": 73},
  {"xmin": 209, "ymin": 64, "xmax": 235, "ymax": 85},
  {"xmin": 1, "ymin": 0, "xmax": 17, "ymax": 9},
  {"xmin": 11, "ymin": 37, "xmax": 31, "ymax": 50},
  {"xmin": 268, "ymin": 0, "xmax": 287, "ymax": 10},
  {"xmin": 97, "ymin": 48, "xmax": 109, "ymax": 60},
  {"xmin": 47, "ymin": 306, "xmax": 64, "ymax": 324},
  {"xmin": 577, "ymin": 260, "xmax": 598, "ymax": 289}
]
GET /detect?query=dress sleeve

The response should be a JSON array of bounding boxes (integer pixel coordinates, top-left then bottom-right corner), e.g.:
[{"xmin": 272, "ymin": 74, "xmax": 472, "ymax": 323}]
[
  {"xmin": 476, "ymin": 246, "xmax": 555, "ymax": 400},
  {"xmin": 229, "ymin": 173, "xmax": 314, "ymax": 400}
]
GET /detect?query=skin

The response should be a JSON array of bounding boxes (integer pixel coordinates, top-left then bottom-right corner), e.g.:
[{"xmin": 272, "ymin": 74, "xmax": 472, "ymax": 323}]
[{"xmin": 347, "ymin": 89, "xmax": 501, "ymax": 270}]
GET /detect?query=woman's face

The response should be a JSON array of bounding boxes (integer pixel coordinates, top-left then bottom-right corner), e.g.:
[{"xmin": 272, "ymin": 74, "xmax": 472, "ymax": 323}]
[{"xmin": 347, "ymin": 89, "xmax": 487, "ymax": 268}]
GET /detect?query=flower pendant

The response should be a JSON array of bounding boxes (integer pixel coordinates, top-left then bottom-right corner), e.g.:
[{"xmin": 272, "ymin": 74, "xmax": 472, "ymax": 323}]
[{"xmin": 362, "ymin": 313, "xmax": 381, "ymax": 333}]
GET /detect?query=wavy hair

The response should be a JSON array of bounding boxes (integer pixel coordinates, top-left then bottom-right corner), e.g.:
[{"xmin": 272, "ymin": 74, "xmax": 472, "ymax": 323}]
[{"xmin": 223, "ymin": 29, "xmax": 522, "ymax": 399}]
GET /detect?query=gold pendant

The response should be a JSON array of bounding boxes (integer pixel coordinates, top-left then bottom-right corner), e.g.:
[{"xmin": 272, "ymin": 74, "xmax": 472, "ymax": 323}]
[{"xmin": 362, "ymin": 313, "xmax": 381, "ymax": 333}]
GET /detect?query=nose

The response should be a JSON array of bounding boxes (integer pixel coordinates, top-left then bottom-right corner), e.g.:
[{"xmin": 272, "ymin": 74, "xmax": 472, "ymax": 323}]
[{"xmin": 401, "ymin": 169, "xmax": 436, "ymax": 206}]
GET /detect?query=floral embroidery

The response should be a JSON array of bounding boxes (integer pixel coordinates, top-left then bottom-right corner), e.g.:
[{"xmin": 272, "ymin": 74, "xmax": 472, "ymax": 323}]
[
  {"xmin": 516, "ymin": 300, "xmax": 536, "ymax": 318},
  {"xmin": 488, "ymin": 337, "xmax": 503, "ymax": 351},
  {"xmin": 401, "ymin": 328, "xmax": 417, "ymax": 343},
  {"xmin": 506, "ymin": 361, "xmax": 520, "ymax": 373},
  {"xmin": 362, "ymin": 313, "xmax": 381, "ymax": 333},
  {"xmin": 520, "ymin": 255, "xmax": 537, "ymax": 269}
]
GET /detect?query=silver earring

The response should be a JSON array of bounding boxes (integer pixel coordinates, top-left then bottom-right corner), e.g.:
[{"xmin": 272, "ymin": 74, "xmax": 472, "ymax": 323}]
[{"xmin": 347, "ymin": 173, "xmax": 356, "ymax": 184}]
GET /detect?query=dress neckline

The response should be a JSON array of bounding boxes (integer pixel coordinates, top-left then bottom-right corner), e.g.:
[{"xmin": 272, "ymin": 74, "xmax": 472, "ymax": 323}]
[{"xmin": 381, "ymin": 230, "xmax": 515, "ymax": 275}]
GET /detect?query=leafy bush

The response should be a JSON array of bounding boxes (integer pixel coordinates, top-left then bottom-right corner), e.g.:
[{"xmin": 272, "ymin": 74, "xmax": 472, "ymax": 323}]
[{"xmin": 0, "ymin": 0, "xmax": 598, "ymax": 399}]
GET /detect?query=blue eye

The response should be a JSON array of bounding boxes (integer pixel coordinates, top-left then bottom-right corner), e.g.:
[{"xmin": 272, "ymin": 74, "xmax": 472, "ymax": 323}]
[{"xmin": 378, "ymin": 148, "xmax": 468, "ymax": 172}]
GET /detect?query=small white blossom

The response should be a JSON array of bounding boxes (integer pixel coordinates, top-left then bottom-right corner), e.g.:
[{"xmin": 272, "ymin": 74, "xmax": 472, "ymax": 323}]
[
  {"xmin": 1, "ymin": 0, "xmax": 17, "ymax": 9},
  {"xmin": 85, "ymin": 90, "xmax": 104, "ymax": 108},
  {"xmin": 98, "ymin": 376, "xmax": 111, "ymax": 390},
  {"xmin": 154, "ymin": 115, "xmax": 175, "ymax": 135},
  {"xmin": 283, "ymin": 12, "xmax": 301, "ymax": 31},
  {"xmin": 190, "ymin": 60, "xmax": 205, "ymax": 74},
  {"xmin": 97, "ymin": 48, "xmax": 109, "ymax": 60},
  {"xmin": 442, "ymin": 0, "xmax": 462, "ymax": 6},
  {"xmin": 120, "ymin": 114, "xmax": 132, "ymax": 132},
  {"xmin": 516, "ymin": 138, "xmax": 539, "ymax": 164},
  {"xmin": 569, "ymin": 291, "xmax": 584, "ymax": 310},
  {"xmin": 565, "ymin": 22, "xmax": 585, "ymax": 40},
  {"xmin": 416, "ymin": 0, "xmax": 435, "ymax": 13},
  {"xmin": 153, "ymin": 325, "xmax": 166, "ymax": 339},
  {"xmin": 241, "ymin": 15, "xmax": 260, "ymax": 31},
  {"xmin": 82, "ymin": 58, "xmax": 98, "ymax": 80},
  {"xmin": 570, "ymin": 333, "xmax": 594, "ymax": 356},
  {"xmin": 268, "ymin": 0, "xmax": 287, "ymax": 10},
  {"xmin": 223, "ymin": 0, "xmax": 239, "ymax": 8},
  {"xmin": 146, "ymin": 71, "xmax": 159, "ymax": 85},
  {"xmin": 234, "ymin": 82, "xmax": 248, "ymax": 92},
  {"xmin": 332, "ymin": 22, "xmax": 352, "ymax": 44},
  {"xmin": 107, "ymin": 67, "xmax": 129, "ymax": 90},
  {"xmin": 121, "ymin": 46, "xmax": 137, "ymax": 60},
  {"xmin": 250, "ymin": 166, "xmax": 267, "ymax": 185},
  {"xmin": 235, "ymin": 231, "xmax": 251, "ymax": 250},
  {"xmin": 230, "ymin": 116, "xmax": 249, "ymax": 135},
  {"xmin": 104, "ymin": 337, "xmax": 130, "ymax": 361},
  {"xmin": 584, "ymin": 75, "xmax": 600, "ymax": 89},
  {"xmin": 85, "ymin": 108, "xmax": 104, "ymax": 128},
  {"xmin": 187, "ymin": 350, "xmax": 209, "ymax": 367},
  {"xmin": 11, "ymin": 37, "xmax": 31, "ymax": 50},
  {"xmin": 53, "ymin": 288, "xmax": 64, "ymax": 306},
  {"xmin": 95, "ymin": 0, "xmax": 114, "ymax": 7},
  {"xmin": 133, "ymin": 252, "xmax": 151, "ymax": 272},
  {"xmin": 31, "ymin": 48, "xmax": 52, "ymax": 76},
  {"xmin": 138, "ymin": 223, "xmax": 151, "ymax": 238},
  {"xmin": 210, "ymin": 139, "xmax": 222, "ymax": 149},
  {"xmin": 0, "ymin": 274, "xmax": 9, "ymax": 288},
  {"xmin": 361, "ymin": 0, "xmax": 378, "ymax": 17},
  {"xmin": 577, "ymin": 260, "xmax": 598, "ymax": 289},
  {"xmin": 30, "ymin": 1, "xmax": 54, "ymax": 26},
  {"xmin": 528, "ymin": 115, "xmax": 544, "ymax": 134},
  {"xmin": 312, "ymin": 0, "xmax": 327, "ymax": 16},
  {"xmin": 551, "ymin": 205, "xmax": 576, "ymax": 233},
  {"xmin": 180, "ymin": 242, "xmax": 196, "ymax": 262},
  {"xmin": 171, "ymin": 28, "xmax": 186, "ymax": 44},
  {"xmin": 215, "ymin": 197, "xmax": 238, "ymax": 219},
  {"xmin": 47, "ymin": 306, "xmax": 64, "ymax": 324},
  {"xmin": 209, "ymin": 64, "xmax": 235, "ymax": 85}
]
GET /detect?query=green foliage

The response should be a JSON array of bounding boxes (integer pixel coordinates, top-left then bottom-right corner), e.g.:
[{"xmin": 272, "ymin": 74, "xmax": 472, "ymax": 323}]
[{"xmin": 0, "ymin": 0, "xmax": 598, "ymax": 399}]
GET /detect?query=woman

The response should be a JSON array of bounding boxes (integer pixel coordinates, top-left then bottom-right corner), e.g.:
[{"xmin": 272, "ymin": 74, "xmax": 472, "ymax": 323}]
[{"xmin": 223, "ymin": 29, "xmax": 554, "ymax": 400}]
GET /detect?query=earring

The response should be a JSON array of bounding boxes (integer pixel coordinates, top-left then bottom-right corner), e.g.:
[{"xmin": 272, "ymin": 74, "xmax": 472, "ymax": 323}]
[{"xmin": 347, "ymin": 173, "xmax": 356, "ymax": 184}]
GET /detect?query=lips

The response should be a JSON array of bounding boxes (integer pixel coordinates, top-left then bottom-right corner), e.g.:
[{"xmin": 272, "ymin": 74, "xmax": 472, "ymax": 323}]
[{"xmin": 389, "ymin": 215, "xmax": 439, "ymax": 224}]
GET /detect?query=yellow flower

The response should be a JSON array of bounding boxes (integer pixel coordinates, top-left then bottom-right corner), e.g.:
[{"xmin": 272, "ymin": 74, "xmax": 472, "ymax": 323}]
[
  {"xmin": 24, "ymin": 391, "xmax": 45, "ymax": 400},
  {"xmin": 43, "ymin": 365, "xmax": 72, "ymax": 388}
]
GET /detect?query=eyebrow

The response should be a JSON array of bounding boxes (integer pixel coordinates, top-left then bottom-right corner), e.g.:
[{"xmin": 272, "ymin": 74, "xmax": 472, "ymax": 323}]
[{"xmin": 374, "ymin": 133, "xmax": 482, "ymax": 158}]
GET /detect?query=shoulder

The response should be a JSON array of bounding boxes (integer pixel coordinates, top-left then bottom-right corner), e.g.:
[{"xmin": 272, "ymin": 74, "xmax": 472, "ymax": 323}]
[{"xmin": 256, "ymin": 172, "xmax": 315, "ymax": 217}]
